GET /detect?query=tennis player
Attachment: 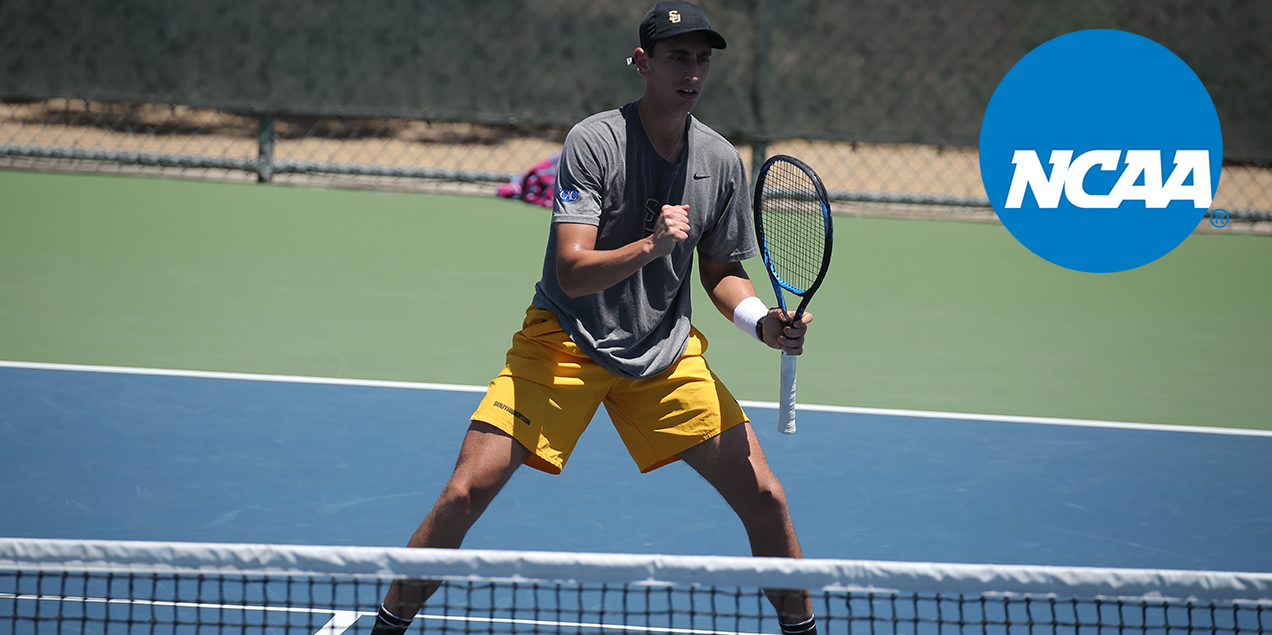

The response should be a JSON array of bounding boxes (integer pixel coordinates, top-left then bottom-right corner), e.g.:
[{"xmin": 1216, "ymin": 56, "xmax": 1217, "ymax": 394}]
[{"xmin": 373, "ymin": 3, "xmax": 816, "ymax": 634}]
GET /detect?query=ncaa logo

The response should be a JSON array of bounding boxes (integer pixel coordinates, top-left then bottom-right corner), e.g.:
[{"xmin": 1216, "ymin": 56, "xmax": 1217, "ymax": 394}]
[
  {"xmin": 979, "ymin": 30, "xmax": 1222, "ymax": 273},
  {"xmin": 558, "ymin": 187, "xmax": 580, "ymax": 203}
]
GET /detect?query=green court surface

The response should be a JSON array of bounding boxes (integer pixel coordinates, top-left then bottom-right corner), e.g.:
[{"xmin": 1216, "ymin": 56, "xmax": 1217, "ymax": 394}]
[{"xmin": 2, "ymin": 169, "xmax": 1269, "ymax": 431}]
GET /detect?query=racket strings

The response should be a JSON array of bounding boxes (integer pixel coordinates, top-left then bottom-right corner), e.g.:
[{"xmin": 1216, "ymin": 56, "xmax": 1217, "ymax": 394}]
[{"xmin": 758, "ymin": 161, "xmax": 827, "ymax": 294}]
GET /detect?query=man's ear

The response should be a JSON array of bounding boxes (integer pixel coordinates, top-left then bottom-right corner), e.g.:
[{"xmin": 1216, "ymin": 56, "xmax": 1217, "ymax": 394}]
[{"xmin": 633, "ymin": 47, "xmax": 651, "ymax": 77}]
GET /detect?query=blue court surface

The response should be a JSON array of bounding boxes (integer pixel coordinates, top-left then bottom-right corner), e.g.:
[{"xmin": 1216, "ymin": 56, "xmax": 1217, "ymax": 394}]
[{"xmin": 1, "ymin": 362, "xmax": 1269, "ymax": 574}]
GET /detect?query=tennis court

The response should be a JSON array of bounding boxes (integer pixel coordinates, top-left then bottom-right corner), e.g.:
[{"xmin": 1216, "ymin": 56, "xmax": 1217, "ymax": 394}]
[
  {"xmin": 2, "ymin": 358, "xmax": 1271, "ymax": 569},
  {"xmin": 2, "ymin": 170, "xmax": 1271, "ymax": 633}
]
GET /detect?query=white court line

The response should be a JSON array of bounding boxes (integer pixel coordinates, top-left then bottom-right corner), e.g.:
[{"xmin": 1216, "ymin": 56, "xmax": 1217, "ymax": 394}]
[
  {"xmin": 736, "ymin": 400, "xmax": 1272, "ymax": 438},
  {"xmin": 316, "ymin": 611, "xmax": 365, "ymax": 635},
  {"xmin": 0, "ymin": 592, "xmax": 370, "ymax": 635},
  {"xmin": 3, "ymin": 360, "xmax": 1270, "ymax": 438},
  {"xmin": 1, "ymin": 593, "xmax": 773, "ymax": 635},
  {"xmin": 0, "ymin": 360, "xmax": 487, "ymax": 393},
  {"xmin": 414, "ymin": 612, "xmax": 775, "ymax": 635}
]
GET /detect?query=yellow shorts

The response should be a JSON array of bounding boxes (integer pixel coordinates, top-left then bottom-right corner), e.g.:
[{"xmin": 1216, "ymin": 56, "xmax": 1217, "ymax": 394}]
[{"xmin": 470, "ymin": 306, "xmax": 748, "ymax": 474}]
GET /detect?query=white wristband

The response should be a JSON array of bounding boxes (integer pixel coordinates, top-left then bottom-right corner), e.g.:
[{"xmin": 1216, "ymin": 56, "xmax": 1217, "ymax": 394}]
[{"xmin": 733, "ymin": 296, "xmax": 768, "ymax": 342}]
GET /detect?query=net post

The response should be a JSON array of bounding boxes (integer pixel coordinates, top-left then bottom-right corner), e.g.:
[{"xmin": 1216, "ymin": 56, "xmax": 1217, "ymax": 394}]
[{"xmin": 256, "ymin": 113, "xmax": 276, "ymax": 183}]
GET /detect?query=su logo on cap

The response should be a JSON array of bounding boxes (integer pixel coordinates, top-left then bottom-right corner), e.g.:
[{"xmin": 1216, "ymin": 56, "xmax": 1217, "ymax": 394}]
[{"xmin": 668, "ymin": 10, "xmax": 681, "ymax": 23}]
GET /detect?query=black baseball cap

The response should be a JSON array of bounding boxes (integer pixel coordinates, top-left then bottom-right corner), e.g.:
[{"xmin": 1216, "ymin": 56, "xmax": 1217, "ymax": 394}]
[{"xmin": 639, "ymin": 2, "xmax": 727, "ymax": 50}]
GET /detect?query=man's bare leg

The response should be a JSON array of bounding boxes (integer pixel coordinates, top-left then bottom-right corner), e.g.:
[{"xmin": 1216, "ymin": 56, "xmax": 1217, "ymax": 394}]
[
  {"xmin": 678, "ymin": 422, "xmax": 815, "ymax": 632},
  {"xmin": 374, "ymin": 422, "xmax": 530, "ymax": 632}
]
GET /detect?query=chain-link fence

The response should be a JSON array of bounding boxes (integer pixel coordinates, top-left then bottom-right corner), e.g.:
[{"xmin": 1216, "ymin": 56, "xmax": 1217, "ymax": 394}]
[
  {"xmin": 0, "ymin": 99, "xmax": 566, "ymax": 196},
  {"xmin": 5, "ymin": 98, "xmax": 1268, "ymax": 232},
  {"xmin": 2, "ymin": 0, "xmax": 1269, "ymax": 232}
]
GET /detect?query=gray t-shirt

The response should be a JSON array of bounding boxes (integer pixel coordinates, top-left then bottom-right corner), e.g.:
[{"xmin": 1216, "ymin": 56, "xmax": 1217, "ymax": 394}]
[{"xmin": 531, "ymin": 101, "xmax": 757, "ymax": 379}]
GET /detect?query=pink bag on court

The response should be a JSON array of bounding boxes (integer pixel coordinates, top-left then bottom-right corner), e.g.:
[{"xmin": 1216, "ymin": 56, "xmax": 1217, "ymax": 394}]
[{"xmin": 497, "ymin": 152, "xmax": 561, "ymax": 208}]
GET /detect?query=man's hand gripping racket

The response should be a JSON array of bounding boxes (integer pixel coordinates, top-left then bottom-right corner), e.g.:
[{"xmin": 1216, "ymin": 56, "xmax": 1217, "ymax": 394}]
[{"xmin": 752, "ymin": 156, "xmax": 834, "ymax": 434}]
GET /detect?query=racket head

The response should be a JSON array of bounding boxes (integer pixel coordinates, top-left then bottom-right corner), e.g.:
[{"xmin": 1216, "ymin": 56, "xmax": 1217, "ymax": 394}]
[{"xmin": 752, "ymin": 155, "xmax": 834, "ymax": 318}]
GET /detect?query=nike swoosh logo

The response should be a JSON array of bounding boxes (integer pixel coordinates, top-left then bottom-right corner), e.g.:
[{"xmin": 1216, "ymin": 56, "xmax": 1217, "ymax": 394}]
[{"xmin": 693, "ymin": 173, "xmax": 710, "ymax": 180}]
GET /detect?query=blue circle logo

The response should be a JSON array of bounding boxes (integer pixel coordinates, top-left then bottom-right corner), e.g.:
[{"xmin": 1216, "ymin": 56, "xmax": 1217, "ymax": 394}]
[{"xmin": 979, "ymin": 30, "xmax": 1222, "ymax": 273}]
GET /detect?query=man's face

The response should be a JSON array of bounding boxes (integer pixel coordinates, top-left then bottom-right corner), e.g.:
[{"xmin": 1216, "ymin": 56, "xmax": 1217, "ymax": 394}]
[{"xmin": 640, "ymin": 32, "xmax": 714, "ymax": 113}]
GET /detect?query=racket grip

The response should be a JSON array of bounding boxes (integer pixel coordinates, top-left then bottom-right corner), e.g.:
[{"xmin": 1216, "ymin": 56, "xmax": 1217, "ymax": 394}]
[{"xmin": 778, "ymin": 352, "xmax": 797, "ymax": 434}]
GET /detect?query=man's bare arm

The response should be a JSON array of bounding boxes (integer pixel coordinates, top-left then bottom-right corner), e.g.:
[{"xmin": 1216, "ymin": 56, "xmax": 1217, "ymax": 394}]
[
  {"xmin": 555, "ymin": 204, "xmax": 689, "ymax": 298},
  {"xmin": 698, "ymin": 259, "xmax": 812, "ymax": 355}
]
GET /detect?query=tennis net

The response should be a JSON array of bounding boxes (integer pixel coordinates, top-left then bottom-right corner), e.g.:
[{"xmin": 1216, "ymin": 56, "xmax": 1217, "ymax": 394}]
[{"xmin": 2, "ymin": 538, "xmax": 1268, "ymax": 635}]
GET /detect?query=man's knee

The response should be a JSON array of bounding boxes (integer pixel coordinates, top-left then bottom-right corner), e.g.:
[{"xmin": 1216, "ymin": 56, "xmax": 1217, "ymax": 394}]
[
  {"xmin": 752, "ymin": 472, "xmax": 789, "ymax": 512},
  {"xmin": 437, "ymin": 471, "xmax": 503, "ymax": 517},
  {"xmin": 728, "ymin": 466, "xmax": 790, "ymax": 523},
  {"xmin": 437, "ymin": 422, "xmax": 526, "ymax": 513}
]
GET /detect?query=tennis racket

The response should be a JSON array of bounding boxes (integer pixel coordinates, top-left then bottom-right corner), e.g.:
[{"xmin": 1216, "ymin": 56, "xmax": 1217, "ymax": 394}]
[{"xmin": 752, "ymin": 155, "xmax": 834, "ymax": 434}]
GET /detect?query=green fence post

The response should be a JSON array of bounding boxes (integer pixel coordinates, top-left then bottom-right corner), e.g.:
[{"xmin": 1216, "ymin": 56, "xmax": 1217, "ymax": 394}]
[
  {"xmin": 751, "ymin": 141, "xmax": 767, "ymax": 187},
  {"xmin": 257, "ymin": 114, "xmax": 275, "ymax": 183}
]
